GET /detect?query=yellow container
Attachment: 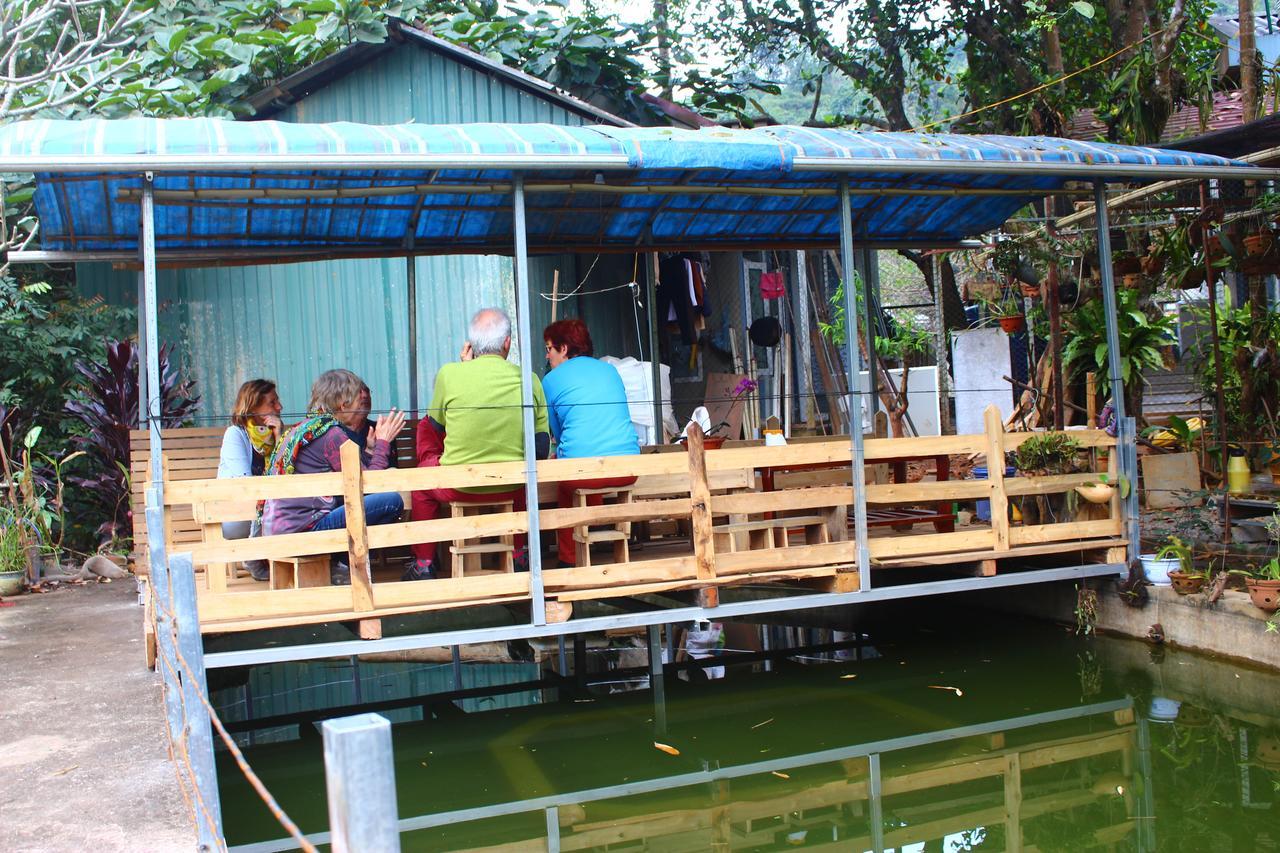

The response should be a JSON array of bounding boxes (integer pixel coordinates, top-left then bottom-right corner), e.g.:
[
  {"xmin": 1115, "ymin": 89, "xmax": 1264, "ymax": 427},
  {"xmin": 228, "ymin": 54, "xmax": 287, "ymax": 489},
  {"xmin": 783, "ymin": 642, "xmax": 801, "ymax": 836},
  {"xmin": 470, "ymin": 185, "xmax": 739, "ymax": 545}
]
[{"xmin": 1227, "ymin": 451, "xmax": 1252, "ymax": 495}]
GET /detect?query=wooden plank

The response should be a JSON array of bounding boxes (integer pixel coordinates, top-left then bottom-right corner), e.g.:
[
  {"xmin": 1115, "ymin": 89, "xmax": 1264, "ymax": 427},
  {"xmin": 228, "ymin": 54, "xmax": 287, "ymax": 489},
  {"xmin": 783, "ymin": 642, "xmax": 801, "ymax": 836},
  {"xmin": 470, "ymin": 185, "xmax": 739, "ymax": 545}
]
[
  {"xmin": 864, "ymin": 433, "xmax": 987, "ymax": 459},
  {"xmin": 1005, "ymin": 752, "xmax": 1023, "ymax": 853},
  {"xmin": 1005, "ymin": 428, "xmax": 1115, "ymax": 450},
  {"xmin": 373, "ymin": 573, "xmax": 529, "ymax": 607},
  {"xmin": 869, "ymin": 529, "xmax": 996, "ymax": 560},
  {"xmin": 984, "ymin": 406, "xmax": 1010, "ymax": 552},
  {"xmin": 552, "ymin": 565, "xmax": 837, "ymax": 602},
  {"xmin": 188, "ymin": 527, "xmax": 347, "ymax": 563},
  {"xmin": 1008, "ymin": 518, "xmax": 1124, "ymax": 546},
  {"xmin": 130, "ymin": 427, "xmax": 227, "ymax": 440},
  {"xmin": 875, "ymin": 537, "xmax": 1124, "ymax": 568},
  {"xmin": 866, "ymin": 480, "xmax": 989, "ymax": 504},
  {"xmin": 1004, "ymin": 472, "xmax": 1096, "ymax": 497},
  {"xmin": 687, "ymin": 425, "xmax": 716, "ymax": 582},
  {"xmin": 540, "ymin": 498, "xmax": 691, "ymax": 530},
  {"xmin": 200, "ymin": 595, "xmax": 532, "ymax": 634},
  {"xmin": 542, "ymin": 557, "xmax": 699, "ymax": 591},
  {"xmin": 712, "ymin": 486, "xmax": 850, "ymax": 515},
  {"xmin": 340, "ymin": 441, "xmax": 374, "ymax": 613},
  {"xmin": 717, "ymin": 541, "xmax": 855, "ymax": 574}
]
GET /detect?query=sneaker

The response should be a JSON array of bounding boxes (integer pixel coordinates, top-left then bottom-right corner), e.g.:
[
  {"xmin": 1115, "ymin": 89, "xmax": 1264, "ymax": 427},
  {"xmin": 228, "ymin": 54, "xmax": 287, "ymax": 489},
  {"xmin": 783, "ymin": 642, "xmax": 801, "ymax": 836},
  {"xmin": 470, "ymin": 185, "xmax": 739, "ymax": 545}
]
[
  {"xmin": 402, "ymin": 559, "xmax": 436, "ymax": 582},
  {"xmin": 330, "ymin": 559, "xmax": 351, "ymax": 586},
  {"xmin": 246, "ymin": 560, "xmax": 269, "ymax": 582}
]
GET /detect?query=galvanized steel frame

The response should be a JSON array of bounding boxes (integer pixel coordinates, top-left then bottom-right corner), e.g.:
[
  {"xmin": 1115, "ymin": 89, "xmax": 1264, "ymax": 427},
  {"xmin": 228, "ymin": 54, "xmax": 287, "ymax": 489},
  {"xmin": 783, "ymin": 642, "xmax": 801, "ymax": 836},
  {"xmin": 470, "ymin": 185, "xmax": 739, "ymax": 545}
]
[{"xmin": 228, "ymin": 696, "xmax": 1136, "ymax": 852}]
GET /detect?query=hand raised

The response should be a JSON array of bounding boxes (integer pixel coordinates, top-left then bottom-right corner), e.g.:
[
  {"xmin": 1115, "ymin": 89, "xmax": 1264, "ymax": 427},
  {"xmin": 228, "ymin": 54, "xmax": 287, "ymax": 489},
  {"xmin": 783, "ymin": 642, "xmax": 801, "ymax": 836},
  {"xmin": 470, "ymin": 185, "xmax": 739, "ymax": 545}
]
[
  {"xmin": 373, "ymin": 408, "xmax": 407, "ymax": 443},
  {"xmin": 459, "ymin": 341, "xmax": 475, "ymax": 362}
]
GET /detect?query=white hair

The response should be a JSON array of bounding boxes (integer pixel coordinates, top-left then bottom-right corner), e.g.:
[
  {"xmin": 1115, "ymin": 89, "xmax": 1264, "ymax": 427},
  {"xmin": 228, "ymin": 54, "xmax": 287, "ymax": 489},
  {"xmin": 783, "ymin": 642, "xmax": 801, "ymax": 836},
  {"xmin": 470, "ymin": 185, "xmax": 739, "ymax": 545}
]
[{"xmin": 469, "ymin": 307, "xmax": 512, "ymax": 356}]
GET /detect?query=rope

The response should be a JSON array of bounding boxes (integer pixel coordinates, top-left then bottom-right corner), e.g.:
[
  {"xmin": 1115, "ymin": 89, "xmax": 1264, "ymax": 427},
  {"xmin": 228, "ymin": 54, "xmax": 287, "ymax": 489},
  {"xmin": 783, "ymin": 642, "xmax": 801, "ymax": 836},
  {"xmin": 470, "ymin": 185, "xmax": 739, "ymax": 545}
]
[
  {"xmin": 153, "ymin": 595, "xmax": 320, "ymax": 853},
  {"xmin": 916, "ymin": 28, "xmax": 1164, "ymax": 132}
]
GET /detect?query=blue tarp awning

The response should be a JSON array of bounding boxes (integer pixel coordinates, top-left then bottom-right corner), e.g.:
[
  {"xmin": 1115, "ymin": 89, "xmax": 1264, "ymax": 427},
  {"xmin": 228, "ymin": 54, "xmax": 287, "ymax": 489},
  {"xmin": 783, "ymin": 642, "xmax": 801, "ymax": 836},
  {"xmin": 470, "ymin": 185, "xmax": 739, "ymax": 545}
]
[{"xmin": 0, "ymin": 117, "xmax": 1265, "ymax": 263}]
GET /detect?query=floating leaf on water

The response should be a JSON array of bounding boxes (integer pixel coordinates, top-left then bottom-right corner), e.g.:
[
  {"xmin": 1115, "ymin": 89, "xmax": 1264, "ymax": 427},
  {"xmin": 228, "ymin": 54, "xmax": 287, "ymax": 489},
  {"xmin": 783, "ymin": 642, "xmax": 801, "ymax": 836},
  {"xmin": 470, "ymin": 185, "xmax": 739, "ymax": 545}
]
[
  {"xmin": 927, "ymin": 685, "xmax": 964, "ymax": 697},
  {"xmin": 840, "ymin": 674, "xmax": 858, "ymax": 680},
  {"xmin": 654, "ymin": 742, "xmax": 680, "ymax": 756},
  {"xmin": 772, "ymin": 771, "xmax": 791, "ymax": 779},
  {"xmin": 750, "ymin": 718, "xmax": 774, "ymax": 730}
]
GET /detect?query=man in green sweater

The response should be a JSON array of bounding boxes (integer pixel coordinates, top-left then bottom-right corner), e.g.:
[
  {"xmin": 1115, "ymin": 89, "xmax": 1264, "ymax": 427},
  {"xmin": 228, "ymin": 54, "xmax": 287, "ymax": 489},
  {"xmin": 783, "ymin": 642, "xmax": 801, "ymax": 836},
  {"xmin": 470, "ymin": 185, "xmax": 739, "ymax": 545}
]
[{"xmin": 407, "ymin": 308, "xmax": 549, "ymax": 579}]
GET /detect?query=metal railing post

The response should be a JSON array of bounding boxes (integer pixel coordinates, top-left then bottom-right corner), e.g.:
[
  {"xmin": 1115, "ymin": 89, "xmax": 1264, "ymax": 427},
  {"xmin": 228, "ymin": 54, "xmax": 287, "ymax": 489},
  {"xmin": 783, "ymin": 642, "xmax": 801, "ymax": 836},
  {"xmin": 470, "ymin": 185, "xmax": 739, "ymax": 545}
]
[
  {"xmin": 511, "ymin": 173, "xmax": 546, "ymax": 626},
  {"xmin": 1094, "ymin": 180, "xmax": 1139, "ymax": 559},
  {"xmin": 647, "ymin": 624, "xmax": 667, "ymax": 735},
  {"xmin": 868, "ymin": 751, "xmax": 884, "ymax": 853},
  {"xmin": 169, "ymin": 552, "xmax": 224, "ymax": 846},
  {"xmin": 322, "ymin": 713, "xmax": 401, "ymax": 853},
  {"xmin": 146, "ymin": 501, "xmax": 184, "ymax": 750},
  {"xmin": 545, "ymin": 806, "xmax": 562, "ymax": 853},
  {"xmin": 838, "ymin": 179, "xmax": 871, "ymax": 588}
]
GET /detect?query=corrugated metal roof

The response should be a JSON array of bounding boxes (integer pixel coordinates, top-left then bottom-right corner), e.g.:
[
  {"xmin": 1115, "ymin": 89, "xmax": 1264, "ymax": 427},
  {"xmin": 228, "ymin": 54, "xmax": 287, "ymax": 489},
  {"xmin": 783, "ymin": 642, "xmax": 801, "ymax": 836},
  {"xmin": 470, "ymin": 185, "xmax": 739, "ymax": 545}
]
[
  {"xmin": 245, "ymin": 19, "xmax": 632, "ymax": 128},
  {"xmin": 1066, "ymin": 91, "xmax": 1280, "ymax": 145},
  {"xmin": 5, "ymin": 118, "xmax": 1263, "ymax": 263}
]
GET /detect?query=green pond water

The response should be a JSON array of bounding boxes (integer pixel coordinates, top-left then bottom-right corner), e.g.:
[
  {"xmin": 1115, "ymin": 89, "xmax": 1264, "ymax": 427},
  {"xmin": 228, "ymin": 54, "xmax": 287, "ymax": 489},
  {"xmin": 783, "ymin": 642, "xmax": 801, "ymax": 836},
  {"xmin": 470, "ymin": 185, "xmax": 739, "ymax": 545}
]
[{"xmin": 215, "ymin": 611, "xmax": 1280, "ymax": 851}]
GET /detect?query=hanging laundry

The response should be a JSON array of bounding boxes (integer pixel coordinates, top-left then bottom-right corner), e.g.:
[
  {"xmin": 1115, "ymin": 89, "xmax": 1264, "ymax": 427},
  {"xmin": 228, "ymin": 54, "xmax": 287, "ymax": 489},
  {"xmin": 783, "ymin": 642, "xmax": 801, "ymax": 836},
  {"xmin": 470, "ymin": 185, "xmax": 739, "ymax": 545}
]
[
  {"xmin": 658, "ymin": 253, "xmax": 696, "ymax": 344},
  {"xmin": 760, "ymin": 271, "xmax": 785, "ymax": 300}
]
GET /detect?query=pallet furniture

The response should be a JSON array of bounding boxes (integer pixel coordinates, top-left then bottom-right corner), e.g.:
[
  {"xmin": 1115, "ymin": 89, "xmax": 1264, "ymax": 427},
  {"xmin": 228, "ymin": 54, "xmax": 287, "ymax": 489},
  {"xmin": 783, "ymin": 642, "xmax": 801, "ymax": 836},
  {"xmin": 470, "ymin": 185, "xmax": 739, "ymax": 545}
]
[
  {"xmin": 135, "ymin": 405, "xmax": 1124, "ymax": 636},
  {"xmin": 449, "ymin": 500, "xmax": 516, "ymax": 577},
  {"xmin": 571, "ymin": 485, "xmax": 634, "ymax": 568}
]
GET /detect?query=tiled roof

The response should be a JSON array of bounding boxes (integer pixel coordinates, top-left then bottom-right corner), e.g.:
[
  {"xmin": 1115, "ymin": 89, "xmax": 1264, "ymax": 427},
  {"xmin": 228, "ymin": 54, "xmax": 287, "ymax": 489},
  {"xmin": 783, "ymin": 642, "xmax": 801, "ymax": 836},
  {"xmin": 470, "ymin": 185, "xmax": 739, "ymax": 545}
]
[{"xmin": 1065, "ymin": 90, "xmax": 1278, "ymax": 144}]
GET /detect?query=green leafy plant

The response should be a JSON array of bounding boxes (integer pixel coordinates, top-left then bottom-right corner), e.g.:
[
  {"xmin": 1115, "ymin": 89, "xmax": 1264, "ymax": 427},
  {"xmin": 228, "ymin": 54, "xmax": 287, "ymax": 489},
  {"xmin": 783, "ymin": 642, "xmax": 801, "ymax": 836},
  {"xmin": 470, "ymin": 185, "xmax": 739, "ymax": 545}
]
[
  {"xmin": 1142, "ymin": 415, "xmax": 1203, "ymax": 454},
  {"xmin": 1156, "ymin": 535, "xmax": 1196, "ymax": 576},
  {"xmin": 1013, "ymin": 432, "xmax": 1083, "ymax": 475}
]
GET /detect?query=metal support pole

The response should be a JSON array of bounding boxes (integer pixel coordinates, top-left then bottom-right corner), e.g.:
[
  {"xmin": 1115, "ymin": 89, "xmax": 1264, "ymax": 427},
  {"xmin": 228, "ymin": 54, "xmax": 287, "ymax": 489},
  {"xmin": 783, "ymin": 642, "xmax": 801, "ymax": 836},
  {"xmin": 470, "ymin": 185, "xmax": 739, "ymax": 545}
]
[
  {"xmin": 573, "ymin": 635, "xmax": 587, "ymax": 692},
  {"xmin": 868, "ymin": 752, "xmax": 885, "ymax": 853},
  {"xmin": 146, "ymin": 502, "xmax": 185, "ymax": 755},
  {"xmin": 545, "ymin": 806, "xmax": 562, "ymax": 853},
  {"xmin": 451, "ymin": 645, "xmax": 463, "ymax": 691},
  {"xmin": 322, "ymin": 713, "xmax": 401, "ymax": 853},
  {"xmin": 557, "ymin": 635, "xmax": 568, "ymax": 677},
  {"xmin": 169, "ymin": 552, "xmax": 224, "ymax": 847},
  {"xmin": 647, "ymin": 252, "xmax": 663, "ymax": 444},
  {"xmin": 406, "ymin": 256, "xmax": 419, "ymax": 418},
  {"xmin": 1093, "ymin": 181, "xmax": 1126, "ymax": 424},
  {"xmin": 136, "ymin": 271, "xmax": 149, "ymax": 428},
  {"xmin": 838, "ymin": 180, "xmax": 872, "ymax": 589},
  {"xmin": 1094, "ymin": 180, "xmax": 1140, "ymax": 554},
  {"xmin": 931, "ymin": 253, "xmax": 952, "ymax": 434},
  {"xmin": 141, "ymin": 175, "xmax": 163, "ymax": 488},
  {"xmin": 795, "ymin": 250, "xmax": 814, "ymax": 425},
  {"xmin": 511, "ymin": 175, "xmax": 546, "ymax": 626},
  {"xmin": 861, "ymin": 249, "xmax": 880, "ymax": 419},
  {"xmin": 647, "ymin": 625, "xmax": 667, "ymax": 735}
]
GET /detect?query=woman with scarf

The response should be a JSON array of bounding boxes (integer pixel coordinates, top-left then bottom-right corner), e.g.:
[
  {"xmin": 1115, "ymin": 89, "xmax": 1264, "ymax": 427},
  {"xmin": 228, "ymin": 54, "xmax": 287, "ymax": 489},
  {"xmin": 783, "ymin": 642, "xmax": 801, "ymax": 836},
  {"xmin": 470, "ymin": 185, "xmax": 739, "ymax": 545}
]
[
  {"xmin": 263, "ymin": 369, "xmax": 407, "ymax": 586},
  {"xmin": 217, "ymin": 379, "xmax": 284, "ymax": 581}
]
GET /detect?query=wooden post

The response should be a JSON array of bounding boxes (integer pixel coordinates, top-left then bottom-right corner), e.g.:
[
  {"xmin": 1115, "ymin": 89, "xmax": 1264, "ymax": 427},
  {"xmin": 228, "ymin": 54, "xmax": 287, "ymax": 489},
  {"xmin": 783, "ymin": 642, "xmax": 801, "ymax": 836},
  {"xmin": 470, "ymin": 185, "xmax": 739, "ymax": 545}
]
[
  {"xmin": 1004, "ymin": 752, "xmax": 1023, "ymax": 853},
  {"xmin": 686, "ymin": 423, "xmax": 716, "ymax": 582},
  {"xmin": 550, "ymin": 269, "xmax": 560, "ymax": 322},
  {"xmin": 339, "ymin": 441, "xmax": 378, "ymax": 639},
  {"xmin": 983, "ymin": 405, "xmax": 1011, "ymax": 551},
  {"xmin": 1085, "ymin": 372, "xmax": 1097, "ymax": 426}
]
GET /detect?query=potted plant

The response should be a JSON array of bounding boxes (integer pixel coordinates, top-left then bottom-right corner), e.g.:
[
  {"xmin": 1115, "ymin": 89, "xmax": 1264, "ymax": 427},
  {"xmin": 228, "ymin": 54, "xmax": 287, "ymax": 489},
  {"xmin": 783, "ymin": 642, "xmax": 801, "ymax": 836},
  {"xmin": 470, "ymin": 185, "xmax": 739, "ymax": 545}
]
[
  {"xmin": 1013, "ymin": 432, "xmax": 1082, "ymax": 524},
  {"xmin": 1242, "ymin": 557, "xmax": 1280, "ymax": 612},
  {"xmin": 0, "ymin": 506, "xmax": 30, "ymax": 595},
  {"xmin": 1158, "ymin": 536, "xmax": 1206, "ymax": 595},
  {"xmin": 981, "ymin": 292, "xmax": 1026, "ymax": 333}
]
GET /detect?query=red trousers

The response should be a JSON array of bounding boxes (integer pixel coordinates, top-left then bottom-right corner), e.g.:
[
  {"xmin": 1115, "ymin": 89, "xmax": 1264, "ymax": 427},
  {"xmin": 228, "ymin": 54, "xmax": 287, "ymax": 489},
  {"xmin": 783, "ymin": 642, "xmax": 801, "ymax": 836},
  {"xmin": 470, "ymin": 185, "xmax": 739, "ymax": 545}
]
[
  {"xmin": 555, "ymin": 476, "xmax": 638, "ymax": 566},
  {"xmin": 410, "ymin": 416, "xmax": 528, "ymax": 571}
]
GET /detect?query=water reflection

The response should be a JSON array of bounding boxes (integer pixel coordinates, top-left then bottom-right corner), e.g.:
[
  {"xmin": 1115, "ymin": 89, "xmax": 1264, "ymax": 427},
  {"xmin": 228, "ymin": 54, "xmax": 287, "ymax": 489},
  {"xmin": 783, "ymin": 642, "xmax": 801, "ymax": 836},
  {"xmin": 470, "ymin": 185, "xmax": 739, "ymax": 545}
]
[{"xmin": 219, "ymin": 621, "xmax": 1280, "ymax": 852}]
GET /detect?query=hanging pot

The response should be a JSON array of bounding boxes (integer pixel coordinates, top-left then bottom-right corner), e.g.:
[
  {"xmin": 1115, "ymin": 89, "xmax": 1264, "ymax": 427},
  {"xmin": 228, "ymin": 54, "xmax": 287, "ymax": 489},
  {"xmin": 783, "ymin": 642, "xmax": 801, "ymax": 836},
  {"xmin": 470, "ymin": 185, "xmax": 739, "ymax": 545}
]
[
  {"xmin": 1172, "ymin": 266, "xmax": 1205, "ymax": 290},
  {"xmin": 1019, "ymin": 282, "xmax": 1041, "ymax": 299},
  {"xmin": 1113, "ymin": 256, "xmax": 1142, "ymax": 276},
  {"xmin": 1140, "ymin": 253, "xmax": 1165, "ymax": 276},
  {"xmin": 997, "ymin": 315, "xmax": 1025, "ymax": 334},
  {"xmin": 1244, "ymin": 231, "xmax": 1274, "ymax": 258},
  {"xmin": 1120, "ymin": 273, "xmax": 1142, "ymax": 290}
]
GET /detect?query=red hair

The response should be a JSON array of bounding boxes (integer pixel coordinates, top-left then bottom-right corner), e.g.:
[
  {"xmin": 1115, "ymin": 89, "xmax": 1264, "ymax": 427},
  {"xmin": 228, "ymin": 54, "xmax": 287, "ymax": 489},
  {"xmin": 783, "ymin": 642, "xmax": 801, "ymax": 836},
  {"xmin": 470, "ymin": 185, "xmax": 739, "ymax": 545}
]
[{"xmin": 543, "ymin": 319, "xmax": 593, "ymax": 359}]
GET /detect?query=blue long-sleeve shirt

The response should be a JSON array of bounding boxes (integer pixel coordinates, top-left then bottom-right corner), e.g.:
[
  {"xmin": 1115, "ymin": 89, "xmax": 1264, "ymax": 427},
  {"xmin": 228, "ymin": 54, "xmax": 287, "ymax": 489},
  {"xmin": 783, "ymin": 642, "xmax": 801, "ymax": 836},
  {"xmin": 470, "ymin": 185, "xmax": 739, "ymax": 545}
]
[{"xmin": 542, "ymin": 356, "xmax": 640, "ymax": 459}]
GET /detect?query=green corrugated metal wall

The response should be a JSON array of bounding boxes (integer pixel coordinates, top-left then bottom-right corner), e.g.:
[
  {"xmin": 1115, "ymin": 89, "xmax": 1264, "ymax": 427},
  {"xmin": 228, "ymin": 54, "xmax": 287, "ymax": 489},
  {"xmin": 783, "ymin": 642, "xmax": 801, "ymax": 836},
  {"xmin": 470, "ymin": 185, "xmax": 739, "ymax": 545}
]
[{"xmin": 78, "ymin": 42, "xmax": 635, "ymax": 422}]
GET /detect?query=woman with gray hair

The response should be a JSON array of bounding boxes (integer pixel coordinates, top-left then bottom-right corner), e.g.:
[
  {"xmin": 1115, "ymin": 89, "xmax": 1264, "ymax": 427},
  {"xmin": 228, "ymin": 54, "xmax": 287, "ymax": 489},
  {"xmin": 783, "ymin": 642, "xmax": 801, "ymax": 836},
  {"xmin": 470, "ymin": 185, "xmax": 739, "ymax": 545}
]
[{"xmin": 263, "ymin": 369, "xmax": 407, "ymax": 586}]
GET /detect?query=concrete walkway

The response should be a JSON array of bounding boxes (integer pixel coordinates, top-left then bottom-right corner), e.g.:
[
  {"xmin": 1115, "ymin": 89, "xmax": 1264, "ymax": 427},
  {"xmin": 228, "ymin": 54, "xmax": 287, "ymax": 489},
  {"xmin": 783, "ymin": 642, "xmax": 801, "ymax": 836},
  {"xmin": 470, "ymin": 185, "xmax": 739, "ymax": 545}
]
[{"xmin": 0, "ymin": 581, "xmax": 197, "ymax": 852}]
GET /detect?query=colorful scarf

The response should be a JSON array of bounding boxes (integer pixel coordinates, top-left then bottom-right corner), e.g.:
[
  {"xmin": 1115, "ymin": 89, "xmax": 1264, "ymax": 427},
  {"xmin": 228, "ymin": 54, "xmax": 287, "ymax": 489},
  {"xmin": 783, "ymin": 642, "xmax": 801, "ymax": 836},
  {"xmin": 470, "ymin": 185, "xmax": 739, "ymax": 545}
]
[{"xmin": 266, "ymin": 414, "xmax": 340, "ymax": 477}]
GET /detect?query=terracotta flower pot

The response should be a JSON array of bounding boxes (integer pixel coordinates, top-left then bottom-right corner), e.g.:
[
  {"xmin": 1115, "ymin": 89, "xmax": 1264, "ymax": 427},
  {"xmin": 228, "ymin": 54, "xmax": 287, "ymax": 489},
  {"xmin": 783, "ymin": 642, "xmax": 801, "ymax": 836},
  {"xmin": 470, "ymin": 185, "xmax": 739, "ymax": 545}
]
[
  {"xmin": 997, "ymin": 315, "xmax": 1025, "ymax": 334},
  {"xmin": 1168, "ymin": 571, "xmax": 1205, "ymax": 596},
  {"xmin": 699, "ymin": 436, "xmax": 727, "ymax": 450},
  {"xmin": 1141, "ymin": 253, "xmax": 1165, "ymax": 276},
  {"xmin": 1245, "ymin": 578, "xmax": 1280, "ymax": 612},
  {"xmin": 1244, "ymin": 232, "xmax": 1275, "ymax": 258},
  {"xmin": 1113, "ymin": 256, "xmax": 1142, "ymax": 276}
]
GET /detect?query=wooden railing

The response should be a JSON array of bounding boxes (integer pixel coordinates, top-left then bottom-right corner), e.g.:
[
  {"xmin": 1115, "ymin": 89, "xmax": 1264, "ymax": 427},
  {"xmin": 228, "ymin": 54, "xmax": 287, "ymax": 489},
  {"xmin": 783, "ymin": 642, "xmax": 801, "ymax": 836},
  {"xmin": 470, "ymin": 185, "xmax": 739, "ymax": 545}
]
[{"xmin": 143, "ymin": 405, "xmax": 1124, "ymax": 634}]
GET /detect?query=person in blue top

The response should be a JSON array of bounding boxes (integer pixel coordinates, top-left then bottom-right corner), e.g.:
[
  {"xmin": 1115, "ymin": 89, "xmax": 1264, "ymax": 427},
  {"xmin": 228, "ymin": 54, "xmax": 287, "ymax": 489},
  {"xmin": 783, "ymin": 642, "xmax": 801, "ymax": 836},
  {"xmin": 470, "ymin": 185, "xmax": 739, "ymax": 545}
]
[{"xmin": 542, "ymin": 319, "xmax": 640, "ymax": 567}]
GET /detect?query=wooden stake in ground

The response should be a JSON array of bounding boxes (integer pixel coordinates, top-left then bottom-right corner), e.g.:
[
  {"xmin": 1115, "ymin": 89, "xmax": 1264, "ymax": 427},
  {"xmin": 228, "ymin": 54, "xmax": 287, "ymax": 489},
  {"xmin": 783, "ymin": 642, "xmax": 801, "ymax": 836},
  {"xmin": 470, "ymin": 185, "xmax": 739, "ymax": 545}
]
[{"xmin": 550, "ymin": 269, "xmax": 560, "ymax": 322}]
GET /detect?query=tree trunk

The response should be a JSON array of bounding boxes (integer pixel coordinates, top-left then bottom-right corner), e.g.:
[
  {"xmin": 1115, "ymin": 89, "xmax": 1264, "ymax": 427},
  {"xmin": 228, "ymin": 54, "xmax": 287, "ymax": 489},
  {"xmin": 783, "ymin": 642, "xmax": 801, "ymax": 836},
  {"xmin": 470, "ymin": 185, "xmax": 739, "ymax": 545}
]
[{"xmin": 1241, "ymin": 0, "xmax": 1259, "ymax": 122}]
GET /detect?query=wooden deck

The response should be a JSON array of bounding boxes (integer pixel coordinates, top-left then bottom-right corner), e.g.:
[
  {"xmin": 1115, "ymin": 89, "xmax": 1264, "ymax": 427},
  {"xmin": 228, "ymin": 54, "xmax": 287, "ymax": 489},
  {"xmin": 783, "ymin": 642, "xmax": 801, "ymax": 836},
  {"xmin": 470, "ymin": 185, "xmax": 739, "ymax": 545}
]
[{"xmin": 135, "ymin": 405, "xmax": 1125, "ymax": 638}]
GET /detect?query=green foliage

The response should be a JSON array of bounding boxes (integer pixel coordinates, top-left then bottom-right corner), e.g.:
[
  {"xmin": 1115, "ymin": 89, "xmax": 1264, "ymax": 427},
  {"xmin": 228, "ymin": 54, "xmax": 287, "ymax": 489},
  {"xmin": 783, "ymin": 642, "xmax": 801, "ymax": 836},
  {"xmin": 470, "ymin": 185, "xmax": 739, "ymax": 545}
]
[
  {"xmin": 1062, "ymin": 288, "xmax": 1174, "ymax": 385},
  {"xmin": 1156, "ymin": 535, "xmax": 1195, "ymax": 575},
  {"xmin": 1187, "ymin": 302, "xmax": 1280, "ymax": 440},
  {"xmin": 820, "ymin": 274, "xmax": 932, "ymax": 363},
  {"xmin": 1013, "ymin": 432, "xmax": 1082, "ymax": 474}
]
